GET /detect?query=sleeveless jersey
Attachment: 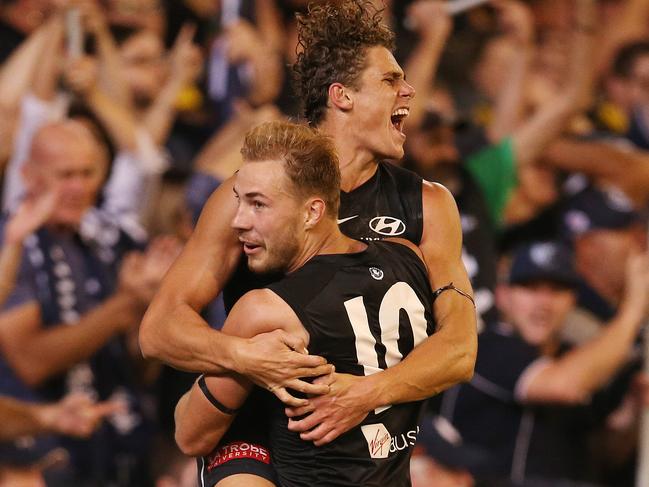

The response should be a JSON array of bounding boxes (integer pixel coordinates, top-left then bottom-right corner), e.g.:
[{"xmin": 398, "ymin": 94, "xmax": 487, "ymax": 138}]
[
  {"xmin": 337, "ymin": 161, "xmax": 423, "ymax": 244},
  {"xmin": 266, "ymin": 240, "xmax": 436, "ymax": 487},
  {"xmin": 203, "ymin": 163, "xmax": 426, "ymax": 486},
  {"xmin": 223, "ymin": 162, "xmax": 424, "ymax": 309}
]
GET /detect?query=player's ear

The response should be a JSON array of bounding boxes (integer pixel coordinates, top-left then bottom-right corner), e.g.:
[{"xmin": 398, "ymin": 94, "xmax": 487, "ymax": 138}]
[
  {"xmin": 328, "ymin": 83, "xmax": 353, "ymax": 111},
  {"xmin": 304, "ymin": 198, "xmax": 326, "ymax": 229}
]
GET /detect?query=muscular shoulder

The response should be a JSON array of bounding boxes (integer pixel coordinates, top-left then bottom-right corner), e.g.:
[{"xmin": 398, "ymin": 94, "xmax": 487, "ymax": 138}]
[
  {"xmin": 421, "ymin": 180, "xmax": 458, "ymax": 213},
  {"xmin": 420, "ymin": 181, "xmax": 462, "ymax": 257},
  {"xmin": 224, "ymin": 288, "xmax": 306, "ymax": 341}
]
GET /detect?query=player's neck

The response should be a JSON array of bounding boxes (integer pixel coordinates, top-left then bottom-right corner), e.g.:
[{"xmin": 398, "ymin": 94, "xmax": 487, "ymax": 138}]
[
  {"xmin": 338, "ymin": 155, "xmax": 380, "ymax": 193},
  {"xmin": 318, "ymin": 226, "xmax": 366, "ymax": 256},
  {"xmin": 286, "ymin": 223, "xmax": 365, "ymax": 273},
  {"xmin": 318, "ymin": 119, "xmax": 378, "ymax": 192}
]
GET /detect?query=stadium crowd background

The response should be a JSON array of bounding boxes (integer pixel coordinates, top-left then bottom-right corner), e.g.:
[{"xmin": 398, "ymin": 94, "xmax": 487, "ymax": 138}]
[{"xmin": 1, "ymin": 0, "xmax": 649, "ymax": 486}]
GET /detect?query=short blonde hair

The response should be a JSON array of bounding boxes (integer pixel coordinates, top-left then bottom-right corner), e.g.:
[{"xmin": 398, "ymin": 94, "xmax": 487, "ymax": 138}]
[{"xmin": 241, "ymin": 120, "xmax": 340, "ymax": 217}]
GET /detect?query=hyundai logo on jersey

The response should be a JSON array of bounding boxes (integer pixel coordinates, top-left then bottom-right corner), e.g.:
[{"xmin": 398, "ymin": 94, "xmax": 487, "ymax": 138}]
[{"xmin": 369, "ymin": 216, "xmax": 406, "ymax": 236}]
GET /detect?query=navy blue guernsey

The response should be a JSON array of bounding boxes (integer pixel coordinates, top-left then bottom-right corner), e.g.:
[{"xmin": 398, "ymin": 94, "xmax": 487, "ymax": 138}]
[
  {"xmin": 265, "ymin": 240, "xmax": 436, "ymax": 487},
  {"xmin": 202, "ymin": 163, "xmax": 426, "ymax": 486},
  {"xmin": 336, "ymin": 161, "xmax": 424, "ymax": 244}
]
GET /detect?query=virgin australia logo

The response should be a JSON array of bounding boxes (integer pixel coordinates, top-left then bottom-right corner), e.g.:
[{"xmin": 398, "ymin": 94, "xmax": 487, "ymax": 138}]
[
  {"xmin": 369, "ymin": 216, "xmax": 406, "ymax": 236},
  {"xmin": 361, "ymin": 423, "xmax": 391, "ymax": 459}
]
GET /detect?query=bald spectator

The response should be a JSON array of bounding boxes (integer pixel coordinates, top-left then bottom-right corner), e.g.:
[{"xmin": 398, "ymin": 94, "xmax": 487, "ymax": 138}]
[{"xmin": 0, "ymin": 120, "xmax": 176, "ymax": 486}]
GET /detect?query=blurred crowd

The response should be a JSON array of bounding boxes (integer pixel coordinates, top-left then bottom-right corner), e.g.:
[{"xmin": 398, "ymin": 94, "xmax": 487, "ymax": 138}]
[{"xmin": 1, "ymin": 0, "xmax": 649, "ymax": 486}]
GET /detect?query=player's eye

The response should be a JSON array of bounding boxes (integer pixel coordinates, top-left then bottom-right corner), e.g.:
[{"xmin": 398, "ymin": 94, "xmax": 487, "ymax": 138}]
[{"xmin": 253, "ymin": 200, "xmax": 265, "ymax": 210}]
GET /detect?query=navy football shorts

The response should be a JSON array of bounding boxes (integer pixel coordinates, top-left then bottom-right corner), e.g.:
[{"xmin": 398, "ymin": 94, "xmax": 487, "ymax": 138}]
[{"xmin": 197, "ymin": 388, "xmax": 277, "ymax": 487}]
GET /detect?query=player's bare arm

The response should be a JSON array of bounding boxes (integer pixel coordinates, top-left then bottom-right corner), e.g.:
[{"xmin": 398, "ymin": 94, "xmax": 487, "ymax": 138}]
[
  {"xmin": 377, "ymin": 182, "xmax": 477, "ymax": 395},
  {"xmin": 174, "ymin": 288, "xmax": 309, "ymax": 456},
  {"xmin": 287, "ymin": 182, "xmax": 477, "ymax": 445},
  {"xmin": 139, "ymin": 177, "xmax": 330, "ymax": 398}
]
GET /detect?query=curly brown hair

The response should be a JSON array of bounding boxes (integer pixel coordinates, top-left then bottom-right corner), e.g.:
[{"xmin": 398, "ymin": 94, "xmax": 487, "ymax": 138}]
[{"xmin": 294, "ymin": 0, "xmax": 395, "ymax": 126}]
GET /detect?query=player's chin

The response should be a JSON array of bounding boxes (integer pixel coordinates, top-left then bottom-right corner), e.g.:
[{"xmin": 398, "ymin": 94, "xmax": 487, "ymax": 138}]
[
  {"xmin": 383, "ymin": 144, "xmax": 405, "ymax": 162},
  {"xmin": 247, "ymin": 257, "xmax": 282, "ymax": 275},
  {"xmin": 386, "ymin": 133, "xmax": 406, "ymax": 160},
  {"xmin": 246, "ymin": 256, "xmax": 264, "ymax": 273}
]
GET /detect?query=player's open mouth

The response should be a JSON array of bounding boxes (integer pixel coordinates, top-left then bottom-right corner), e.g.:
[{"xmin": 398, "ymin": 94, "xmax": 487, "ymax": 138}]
[
  {"xmin": 391, "ymin": 107, "xmax": 409, "ymax": 135},
  {"xmin": 242, "ymin": 242, "xmax": 262, "ymax": 254}
]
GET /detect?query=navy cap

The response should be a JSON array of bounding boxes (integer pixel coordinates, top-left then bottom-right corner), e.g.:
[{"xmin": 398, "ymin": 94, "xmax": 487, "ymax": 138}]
[
  {"xmin": 561, "ymin": 187, "xmax": 642, "ymax": 239},
  {"xmin": 418, "ymin": 415, "xmax": 494, "ymax": 474},
  {"xmin": 509, "ymin": 241, "xmax": 580, "ymax": 288}
]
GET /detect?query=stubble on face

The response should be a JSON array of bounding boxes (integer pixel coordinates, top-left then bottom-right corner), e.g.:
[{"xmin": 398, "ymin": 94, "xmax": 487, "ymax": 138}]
[{"xmin": 247, "ymin": 214, "xmax": 302, "ymax": 275}]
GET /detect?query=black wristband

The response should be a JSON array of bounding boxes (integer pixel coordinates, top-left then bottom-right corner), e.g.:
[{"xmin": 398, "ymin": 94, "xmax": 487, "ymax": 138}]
[{"xmin": 197, "ymin": 375, "xmax": 240, "ymax": 415}]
